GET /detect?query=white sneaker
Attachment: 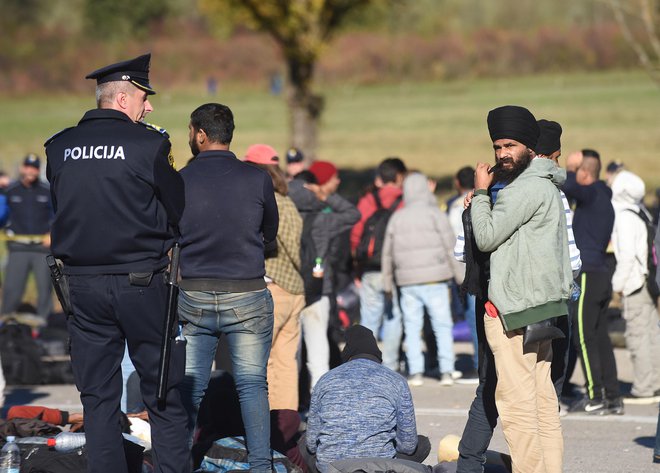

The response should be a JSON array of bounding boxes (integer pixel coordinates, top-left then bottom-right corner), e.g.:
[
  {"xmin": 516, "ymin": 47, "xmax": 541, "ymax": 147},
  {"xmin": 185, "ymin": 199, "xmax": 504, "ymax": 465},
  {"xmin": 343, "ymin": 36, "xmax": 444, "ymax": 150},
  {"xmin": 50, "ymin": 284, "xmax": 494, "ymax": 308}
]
[
  {"xmin": 439, "ymin": 373, "xmax": 454, "ymax": 386},
  {"xmin": 451, "ymin": 370, "xmax": 463, "ymax": 380},
  {"xmin": 407, "ymin": 373, "xmax": 424, "ymax": 387}
]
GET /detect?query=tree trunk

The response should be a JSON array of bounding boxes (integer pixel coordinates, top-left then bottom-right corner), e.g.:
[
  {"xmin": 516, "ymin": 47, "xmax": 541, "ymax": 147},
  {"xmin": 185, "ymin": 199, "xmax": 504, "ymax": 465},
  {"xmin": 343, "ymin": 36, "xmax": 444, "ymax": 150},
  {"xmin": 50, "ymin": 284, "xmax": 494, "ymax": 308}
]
[{"xmin": 286, "ymin": 55, "xmax": 324, "ymax": 163}]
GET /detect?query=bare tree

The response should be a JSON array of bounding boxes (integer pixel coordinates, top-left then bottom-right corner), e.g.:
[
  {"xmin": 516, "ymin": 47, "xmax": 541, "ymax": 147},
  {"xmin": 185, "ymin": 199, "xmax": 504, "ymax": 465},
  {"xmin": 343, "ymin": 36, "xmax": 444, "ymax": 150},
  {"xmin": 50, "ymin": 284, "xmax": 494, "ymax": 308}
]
[
  {"xmin": 200, "ymin": 0, "xmax": 374, "ymax": 161},
  {"xmin": 608, "ymin": 0, "xmax": 660, "ymax": 84}
]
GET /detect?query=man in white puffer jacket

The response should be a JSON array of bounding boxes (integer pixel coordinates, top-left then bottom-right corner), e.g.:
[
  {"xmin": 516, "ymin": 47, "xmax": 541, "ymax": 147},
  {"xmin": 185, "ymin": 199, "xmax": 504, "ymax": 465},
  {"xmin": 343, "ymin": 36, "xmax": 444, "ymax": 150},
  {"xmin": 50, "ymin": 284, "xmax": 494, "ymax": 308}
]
[{"xmin": 611, "ymin": 169, "xmax": 660, "ymax": 403}]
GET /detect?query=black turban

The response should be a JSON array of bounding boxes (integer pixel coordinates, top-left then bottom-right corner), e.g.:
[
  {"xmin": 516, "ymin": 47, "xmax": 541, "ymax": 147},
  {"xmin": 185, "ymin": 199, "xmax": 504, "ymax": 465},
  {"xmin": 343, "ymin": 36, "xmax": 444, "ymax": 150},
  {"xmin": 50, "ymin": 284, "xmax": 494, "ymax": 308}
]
[
  {"xmin": 341, "ymin": 325, "xmax": 382, "ymax": 364},
  {"xmin": 487, "ymin": 105, "xmax": 539, "ymax": 150},
  {"xmin": 536, "ymin": 120, "xmax": 562, "ymax": 156}
]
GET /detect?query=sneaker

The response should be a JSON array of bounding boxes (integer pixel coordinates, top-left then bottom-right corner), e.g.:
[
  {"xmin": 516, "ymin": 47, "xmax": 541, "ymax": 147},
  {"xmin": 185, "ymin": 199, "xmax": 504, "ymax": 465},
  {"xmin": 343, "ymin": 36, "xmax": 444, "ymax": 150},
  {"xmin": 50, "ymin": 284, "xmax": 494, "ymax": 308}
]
[
  {"xmin": 622, "ymin": 393, "xmax": 660, "ymax": 405},
  {"xmin": 653, "ymin": 453, "xmax": 660, "ymax": 464},
  {"xmin": 455, "ymin": 370, "xmax": 479, "ymax": 385},
  {"xmin": 439, "ymin": 373, "xmax": 454, "ymax": 386},
  {"xmin": 408, "ymin": 373, "xmax": 424, "ymax": 387},
  {"xmin": 451, "ymin": 370, "xmax": 463, "ymax": 380},
  {"xmin": 607, "ymin": 397, "xmax": 625, "ymax": 415},
  {"xmin": 568, "ymin": 397, "xmax": 608, "ymax": 415}
]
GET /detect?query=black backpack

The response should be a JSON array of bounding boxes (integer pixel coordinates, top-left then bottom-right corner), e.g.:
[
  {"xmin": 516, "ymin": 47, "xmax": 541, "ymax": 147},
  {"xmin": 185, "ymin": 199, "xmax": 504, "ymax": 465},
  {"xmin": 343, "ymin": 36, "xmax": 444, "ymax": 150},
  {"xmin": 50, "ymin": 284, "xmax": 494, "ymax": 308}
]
[
  {"xmin": 355, "ymin": 191, "xmax": 402, "ymax": 271},
  {"xmin": 299, "ymin": 213, "xmax": 323, "ymax": 307},
  {"xmin": 0, "ymin": 320, "xmax": 45, "ymax": 385},
  {"xmin": 627, "ymin": 208, "xmax": 660, "ymax": 300}
]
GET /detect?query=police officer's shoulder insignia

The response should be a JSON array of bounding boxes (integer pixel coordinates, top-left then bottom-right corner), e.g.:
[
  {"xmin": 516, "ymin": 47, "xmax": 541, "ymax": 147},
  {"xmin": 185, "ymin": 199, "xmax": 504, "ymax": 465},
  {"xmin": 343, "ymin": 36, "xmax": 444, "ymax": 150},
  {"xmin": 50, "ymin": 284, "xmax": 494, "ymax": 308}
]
[
  {"xmin": 44, "ymin": 127, "xmax": 74, "ymax": 147},
  {"xmin": 168, "ymin": 149, "xmax": 176, "ymax": 170},
  {"xmin": 139, "ymin": 121, "xmax": 170, "ymax": 139}
]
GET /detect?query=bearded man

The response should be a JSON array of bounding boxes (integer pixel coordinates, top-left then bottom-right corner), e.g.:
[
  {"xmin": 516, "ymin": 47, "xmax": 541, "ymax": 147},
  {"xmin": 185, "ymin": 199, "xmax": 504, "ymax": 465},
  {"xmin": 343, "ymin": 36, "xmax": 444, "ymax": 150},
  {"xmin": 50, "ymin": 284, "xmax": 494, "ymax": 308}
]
[{"xmin": 469, "ymin": 105, "xmax": 572, "ymax": 473}]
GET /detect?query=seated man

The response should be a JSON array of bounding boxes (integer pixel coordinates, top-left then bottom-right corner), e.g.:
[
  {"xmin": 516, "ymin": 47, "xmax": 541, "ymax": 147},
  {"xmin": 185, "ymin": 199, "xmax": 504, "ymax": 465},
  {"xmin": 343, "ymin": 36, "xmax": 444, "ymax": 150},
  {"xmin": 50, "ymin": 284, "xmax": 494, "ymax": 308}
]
[{"xmin": 301, "ymin": 325, "xmax": 430, "ymax": 472}]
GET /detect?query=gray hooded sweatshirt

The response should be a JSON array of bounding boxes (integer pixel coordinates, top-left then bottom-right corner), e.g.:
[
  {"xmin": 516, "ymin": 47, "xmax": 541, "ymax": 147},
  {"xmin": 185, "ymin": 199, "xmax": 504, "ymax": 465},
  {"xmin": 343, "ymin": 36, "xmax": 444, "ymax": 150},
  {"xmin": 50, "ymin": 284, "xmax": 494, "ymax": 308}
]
[{"xmin": 381, "ymin": 172, "xmax": 464, "ymax": 293}]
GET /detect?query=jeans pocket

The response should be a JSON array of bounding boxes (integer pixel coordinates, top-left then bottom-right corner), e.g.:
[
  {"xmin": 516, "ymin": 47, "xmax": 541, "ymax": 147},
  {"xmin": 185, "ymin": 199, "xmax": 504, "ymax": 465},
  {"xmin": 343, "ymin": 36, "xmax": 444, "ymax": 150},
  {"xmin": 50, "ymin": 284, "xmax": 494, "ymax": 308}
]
[
  {"xmin": 232, "ymin": 292, "xmax": 274, "ymax": 334},
  {"xmin": 178, "ymin": 294, "xmax": 204, "ymax": 326}
]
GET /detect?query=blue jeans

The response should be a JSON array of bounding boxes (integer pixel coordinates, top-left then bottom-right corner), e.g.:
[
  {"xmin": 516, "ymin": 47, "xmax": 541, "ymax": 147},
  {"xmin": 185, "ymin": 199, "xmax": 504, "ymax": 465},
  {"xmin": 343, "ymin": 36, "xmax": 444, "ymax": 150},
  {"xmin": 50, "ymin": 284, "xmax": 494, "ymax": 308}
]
[
  {"xmin": 358, "ymin": 271, "xmax": 402, "ymax": 371},
  {"xmin": 399, "ymin": 282, "xmax": 454, "ymax": 376},
  {"xmin": 178, "ymin": 288, "xmax": 274, "ymax": 472}
]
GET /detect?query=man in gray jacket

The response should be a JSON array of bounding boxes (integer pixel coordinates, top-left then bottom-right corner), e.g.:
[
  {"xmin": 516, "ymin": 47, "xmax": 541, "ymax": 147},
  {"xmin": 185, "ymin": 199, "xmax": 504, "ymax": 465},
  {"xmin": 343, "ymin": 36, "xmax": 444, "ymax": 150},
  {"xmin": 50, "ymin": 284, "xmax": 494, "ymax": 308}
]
[
  {"xmin": 470, "ymin": 105, "xmax": 571, "ymax": 473},
  {"xmin": 382, "ymin": 172, "xmax": 464, "ymax": 386}
]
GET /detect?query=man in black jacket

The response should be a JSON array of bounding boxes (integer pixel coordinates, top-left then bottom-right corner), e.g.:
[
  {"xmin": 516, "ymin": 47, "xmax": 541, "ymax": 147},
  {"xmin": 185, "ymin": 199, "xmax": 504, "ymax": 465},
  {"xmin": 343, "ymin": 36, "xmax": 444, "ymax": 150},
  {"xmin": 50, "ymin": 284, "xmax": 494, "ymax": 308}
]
[
  {"xmin": 1, "ymin": 154, "xmax": 53, "ymax": 319},
  {"xmin": 177, "ymin": 103, "xmax": 279, "ymax": 472},
  {"xmin": 563, "ymin": 149, "xmax": 622, "ymax": 415},
  {"xmin": 45, "ymin": 53, "xmax": 189, "ymax": 473}
]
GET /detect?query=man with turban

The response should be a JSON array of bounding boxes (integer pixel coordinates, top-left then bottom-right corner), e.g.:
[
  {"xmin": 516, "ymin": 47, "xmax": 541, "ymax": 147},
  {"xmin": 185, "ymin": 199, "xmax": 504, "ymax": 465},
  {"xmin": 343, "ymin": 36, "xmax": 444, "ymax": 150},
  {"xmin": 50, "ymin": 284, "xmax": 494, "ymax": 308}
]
[{"xmin": 468, "ymin": 105, "xmax": 572, "ymax": 473}]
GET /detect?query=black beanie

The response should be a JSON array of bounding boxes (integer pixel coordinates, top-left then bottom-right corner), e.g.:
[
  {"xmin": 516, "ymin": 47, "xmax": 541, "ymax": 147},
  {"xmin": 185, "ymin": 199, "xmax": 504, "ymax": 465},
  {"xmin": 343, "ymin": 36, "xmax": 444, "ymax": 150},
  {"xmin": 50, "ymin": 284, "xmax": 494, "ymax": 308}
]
[
  {"xmin": 536, "ymin": 120, "xmax": 562, "ymax": 156},
  {"xmin": 487, "ymin": 105, "xmax": 539, "ymax": 150},
  {"xmin": 341, "ymin": 325, "xmax": 382, "ymax": 364}
]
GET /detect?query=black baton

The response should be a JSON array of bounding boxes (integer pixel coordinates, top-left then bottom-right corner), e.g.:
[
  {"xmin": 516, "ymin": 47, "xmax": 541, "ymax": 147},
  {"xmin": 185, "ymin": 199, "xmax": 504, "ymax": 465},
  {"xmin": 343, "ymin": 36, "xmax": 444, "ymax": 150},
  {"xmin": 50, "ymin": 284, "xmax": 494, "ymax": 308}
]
[{"xmin": 157, "ymin": 243, "xmax": 181, "ymax": 402}]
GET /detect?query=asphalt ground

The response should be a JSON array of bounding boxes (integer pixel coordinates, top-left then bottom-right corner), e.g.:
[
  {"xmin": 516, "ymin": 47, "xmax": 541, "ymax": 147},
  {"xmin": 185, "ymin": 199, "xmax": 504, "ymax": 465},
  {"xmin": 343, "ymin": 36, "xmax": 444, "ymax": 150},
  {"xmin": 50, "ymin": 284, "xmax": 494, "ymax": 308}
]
[{"xmin": 3, "ymin": 341, "xmax": 659, "ymax": 473}]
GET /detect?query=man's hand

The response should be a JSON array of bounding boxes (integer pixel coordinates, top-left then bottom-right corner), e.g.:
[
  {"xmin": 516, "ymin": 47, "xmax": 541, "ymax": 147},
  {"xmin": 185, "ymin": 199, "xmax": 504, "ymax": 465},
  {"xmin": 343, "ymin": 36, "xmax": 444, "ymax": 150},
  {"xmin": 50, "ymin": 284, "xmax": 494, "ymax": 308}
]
[
  {"xmin": 474, "ymin": 162, "xmax": 494, "ymax": 191},
  {"xmin": 565, "ymin": 151, "xmax": 583, "ymax": 173},
  {"xmin": 463, "ymin": 190, "xmax": 475, "ymax": 209},
  {"xmin": 304, "ymin": 183, "xmax": 327, "ymax": 202}
]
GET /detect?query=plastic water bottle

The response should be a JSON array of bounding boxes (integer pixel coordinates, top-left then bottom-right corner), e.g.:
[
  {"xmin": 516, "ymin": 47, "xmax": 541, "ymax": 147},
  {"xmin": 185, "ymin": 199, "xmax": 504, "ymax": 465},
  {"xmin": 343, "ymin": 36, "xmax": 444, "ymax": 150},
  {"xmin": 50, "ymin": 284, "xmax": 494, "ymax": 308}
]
[
  {"xmin": 312, "ymin": 257, "xmax": 324, "ymax": 278},
  {"xmin": 0, "ymin": 436, "xmax": 21, "ymax": 473},
  {"xmin": 14, "ymin": 437, "xmax": 48, "ymax": 445},
  {"xmin": 47, "ymin": 432, "xmax": 86, "ymax": 452}
]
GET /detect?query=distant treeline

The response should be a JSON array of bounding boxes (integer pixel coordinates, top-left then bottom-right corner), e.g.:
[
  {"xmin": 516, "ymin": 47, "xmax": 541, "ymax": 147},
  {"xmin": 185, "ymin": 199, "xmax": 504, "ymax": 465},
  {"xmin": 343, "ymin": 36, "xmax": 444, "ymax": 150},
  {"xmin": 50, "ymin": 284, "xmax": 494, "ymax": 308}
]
[{"xmin": 0, "ymin": 0, "xmax": 640, "ymax": 93}]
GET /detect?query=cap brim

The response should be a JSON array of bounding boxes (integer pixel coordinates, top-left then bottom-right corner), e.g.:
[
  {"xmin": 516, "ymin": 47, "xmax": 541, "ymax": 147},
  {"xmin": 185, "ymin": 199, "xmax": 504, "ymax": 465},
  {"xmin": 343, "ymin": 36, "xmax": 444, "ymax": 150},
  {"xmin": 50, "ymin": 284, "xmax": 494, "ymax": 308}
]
[{"xmin": 131, "ymin": 80, "xmax": 156, "ymax": 95}]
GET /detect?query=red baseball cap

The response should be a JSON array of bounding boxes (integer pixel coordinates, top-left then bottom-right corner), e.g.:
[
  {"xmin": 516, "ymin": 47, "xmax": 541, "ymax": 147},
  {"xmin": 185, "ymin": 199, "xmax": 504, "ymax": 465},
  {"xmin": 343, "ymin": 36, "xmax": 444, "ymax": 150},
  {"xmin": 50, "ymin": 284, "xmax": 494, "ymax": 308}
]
[{"xmin": 309, "ymin": 161, "xmax": 338, "ymax": 185}]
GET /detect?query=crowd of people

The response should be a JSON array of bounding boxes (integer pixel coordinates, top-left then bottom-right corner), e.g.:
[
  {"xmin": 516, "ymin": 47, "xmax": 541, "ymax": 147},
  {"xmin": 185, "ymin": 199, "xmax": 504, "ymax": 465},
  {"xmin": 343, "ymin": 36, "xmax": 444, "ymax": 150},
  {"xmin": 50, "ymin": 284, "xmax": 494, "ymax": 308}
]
[{"xmin": 0, "ymin": 52, "xmax": 659, "ymax": 472}]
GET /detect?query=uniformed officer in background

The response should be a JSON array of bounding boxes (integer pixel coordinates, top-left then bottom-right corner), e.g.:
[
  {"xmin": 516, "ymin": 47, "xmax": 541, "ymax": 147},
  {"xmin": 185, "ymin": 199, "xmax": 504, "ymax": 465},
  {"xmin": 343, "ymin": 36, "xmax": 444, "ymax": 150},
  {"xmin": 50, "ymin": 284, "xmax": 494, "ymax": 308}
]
[
  {"xmin": 44, "ymin": 53, "xmax": 190, "ymax": 473},
  {"xmin": 0, "ymin": 153, "xmax": 53, "ymax": 319}
]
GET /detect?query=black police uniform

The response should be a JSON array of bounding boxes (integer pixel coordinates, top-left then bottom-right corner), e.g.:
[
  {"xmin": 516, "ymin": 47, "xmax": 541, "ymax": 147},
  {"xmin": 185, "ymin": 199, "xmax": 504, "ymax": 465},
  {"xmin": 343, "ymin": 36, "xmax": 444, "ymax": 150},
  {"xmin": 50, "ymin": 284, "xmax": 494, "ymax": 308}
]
[
  {"xmin": 45, "ymin": 54, "xmax": 190, "ymax": 473},
  {"xmin": 1, "ymin": 168, "xmax": 53, "ymax": 317}
]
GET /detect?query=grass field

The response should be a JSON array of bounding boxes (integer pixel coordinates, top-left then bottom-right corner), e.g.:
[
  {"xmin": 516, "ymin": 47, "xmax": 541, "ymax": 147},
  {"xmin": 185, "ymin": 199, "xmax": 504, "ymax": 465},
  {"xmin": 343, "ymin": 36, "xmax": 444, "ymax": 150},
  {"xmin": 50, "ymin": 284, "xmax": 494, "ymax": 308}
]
[{"xmin": 1, "ymin": 68, "xmax": 659, "ymax": 190}]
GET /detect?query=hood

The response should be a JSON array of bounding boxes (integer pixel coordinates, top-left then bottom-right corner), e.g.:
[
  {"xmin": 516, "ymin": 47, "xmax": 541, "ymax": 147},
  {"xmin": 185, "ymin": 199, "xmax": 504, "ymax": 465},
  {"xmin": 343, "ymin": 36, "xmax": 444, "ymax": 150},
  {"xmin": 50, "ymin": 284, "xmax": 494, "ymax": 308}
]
[
  {"xmin": 523, "ymin": 157, "xmax": 566, "ymax": 188},
  {"xmin": 611, "ymin": 170, "xmax": 645, "ymax": 211},
  {"xmin": 288, "ymin": 179, "xmax": 325, "ymax": 213},
  {"xmin": 403, "ymin": 172, "xmax": 435, "ymax": 205}
]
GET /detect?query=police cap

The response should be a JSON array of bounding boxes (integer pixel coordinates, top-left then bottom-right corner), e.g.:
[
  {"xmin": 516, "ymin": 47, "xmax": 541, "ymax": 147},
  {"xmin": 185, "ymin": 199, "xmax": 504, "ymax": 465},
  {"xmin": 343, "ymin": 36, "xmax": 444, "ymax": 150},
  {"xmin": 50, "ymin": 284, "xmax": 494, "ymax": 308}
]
[
  {"xmin": 23, "ymin": 153, "xmax": 40, "ymax": 169},
  {"xmin": 85, "ymin": 53, "xmax": 156, "ymax": 95}
]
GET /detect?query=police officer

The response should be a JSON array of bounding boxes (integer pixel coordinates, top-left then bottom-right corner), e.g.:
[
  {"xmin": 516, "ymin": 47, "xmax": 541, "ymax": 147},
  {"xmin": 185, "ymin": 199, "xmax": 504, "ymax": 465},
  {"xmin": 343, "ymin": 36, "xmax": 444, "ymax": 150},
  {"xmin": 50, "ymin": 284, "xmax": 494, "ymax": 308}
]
[
  {"xmin": 0, "ymin": 154, "xmax": 53, "ymax": 319},
  {"xmin": 45, "ymin": 53, "xmax": 189, "ymax": 473}
]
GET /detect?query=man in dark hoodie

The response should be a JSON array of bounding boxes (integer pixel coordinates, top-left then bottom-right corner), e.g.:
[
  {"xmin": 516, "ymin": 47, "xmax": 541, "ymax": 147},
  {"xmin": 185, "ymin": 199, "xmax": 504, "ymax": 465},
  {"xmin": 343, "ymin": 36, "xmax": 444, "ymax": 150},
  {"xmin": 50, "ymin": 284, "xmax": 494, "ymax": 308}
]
[
  {"xmin": 288, "ymin": 162, "xmax": 360, "ymax": 390},
  {"xmin": 562, "ymin": 149, "xmax": 622, "ymax": 415}
]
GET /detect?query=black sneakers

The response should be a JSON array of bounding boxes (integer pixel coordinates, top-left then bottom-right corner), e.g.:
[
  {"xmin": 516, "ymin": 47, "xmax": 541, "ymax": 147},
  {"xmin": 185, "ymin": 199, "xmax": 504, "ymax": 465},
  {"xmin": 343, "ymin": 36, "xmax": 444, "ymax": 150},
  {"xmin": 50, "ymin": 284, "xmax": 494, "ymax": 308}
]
[
  {"xmin": 568, "ymin": 397, "xmax": 608, "ymax": 415},
  {"xmin": 606, "ymin": 397, "xmax": 624, "ymax": 415}
]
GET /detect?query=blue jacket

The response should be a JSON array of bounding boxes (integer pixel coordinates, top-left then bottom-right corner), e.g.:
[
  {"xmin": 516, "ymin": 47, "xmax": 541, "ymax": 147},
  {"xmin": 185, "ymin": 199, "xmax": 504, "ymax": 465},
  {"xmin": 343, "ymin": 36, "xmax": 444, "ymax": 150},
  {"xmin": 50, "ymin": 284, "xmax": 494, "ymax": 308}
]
[
  {"xmin": 306, "ymin": 358, "xmax": 417, "ymax": 472},
  {"xmin": 562, "ymin": 172, "xmax": 614, "ymax": 273}
]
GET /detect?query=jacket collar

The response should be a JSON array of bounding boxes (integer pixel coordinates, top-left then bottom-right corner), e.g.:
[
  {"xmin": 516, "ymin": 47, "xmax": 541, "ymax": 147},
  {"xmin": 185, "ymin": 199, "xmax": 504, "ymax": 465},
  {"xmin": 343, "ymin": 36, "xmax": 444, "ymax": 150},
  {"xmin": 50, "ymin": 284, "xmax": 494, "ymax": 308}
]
[{"xmin": 79, "ymin": 108, "xmax": 135, "ymax": 124}]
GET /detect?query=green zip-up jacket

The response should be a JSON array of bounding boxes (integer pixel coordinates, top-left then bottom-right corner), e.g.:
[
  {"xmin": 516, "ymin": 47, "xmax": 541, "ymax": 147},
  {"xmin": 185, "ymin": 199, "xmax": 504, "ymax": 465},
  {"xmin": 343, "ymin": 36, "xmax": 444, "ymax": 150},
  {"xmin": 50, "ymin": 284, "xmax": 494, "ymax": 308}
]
[{"xmin": 471, "ymin": 158, "xmax": 572, "ymax": 330}]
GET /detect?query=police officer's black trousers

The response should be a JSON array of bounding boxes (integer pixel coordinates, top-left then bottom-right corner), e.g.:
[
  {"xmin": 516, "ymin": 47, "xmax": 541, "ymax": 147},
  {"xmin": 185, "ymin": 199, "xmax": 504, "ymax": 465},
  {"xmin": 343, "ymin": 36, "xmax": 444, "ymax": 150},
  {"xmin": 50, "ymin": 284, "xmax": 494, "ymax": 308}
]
[{"xmin": 68, "ymin": 273, "xmax": 190, "ymax": 473}]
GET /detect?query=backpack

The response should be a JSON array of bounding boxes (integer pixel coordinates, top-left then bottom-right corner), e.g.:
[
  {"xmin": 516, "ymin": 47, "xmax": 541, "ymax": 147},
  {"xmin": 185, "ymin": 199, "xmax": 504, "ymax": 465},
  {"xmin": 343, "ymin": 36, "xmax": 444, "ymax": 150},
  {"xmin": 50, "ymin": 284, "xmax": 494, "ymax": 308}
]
[
  {"xmin": 627, "ymin": 208, "xmax": 660, "ymax": 300},
  {"xmin": 299, "ymin": 213, "xmax": 323, "ymax": 307},
  {"xmin": 0, "ymin": 320, "xmax": 45, "ymax": 385},
  {"xmin": 355, "ymin": 191, "xmax": 402, "ymax": 271},
  {"xmin": 198, "ymin": 436, "xmax": 300, "ymax": 472}
]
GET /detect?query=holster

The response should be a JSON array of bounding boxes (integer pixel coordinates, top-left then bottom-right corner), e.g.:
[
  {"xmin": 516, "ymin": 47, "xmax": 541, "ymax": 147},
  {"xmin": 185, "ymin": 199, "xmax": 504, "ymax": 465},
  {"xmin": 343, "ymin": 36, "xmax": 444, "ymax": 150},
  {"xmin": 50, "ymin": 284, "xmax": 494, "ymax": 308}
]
[
  {"xmin": 128, "ymin": 272, "xmax": 154, "ymax": 287},
  {"xmin": 45, "ymin": 255, "xmax": 73, "ymax": 317}
]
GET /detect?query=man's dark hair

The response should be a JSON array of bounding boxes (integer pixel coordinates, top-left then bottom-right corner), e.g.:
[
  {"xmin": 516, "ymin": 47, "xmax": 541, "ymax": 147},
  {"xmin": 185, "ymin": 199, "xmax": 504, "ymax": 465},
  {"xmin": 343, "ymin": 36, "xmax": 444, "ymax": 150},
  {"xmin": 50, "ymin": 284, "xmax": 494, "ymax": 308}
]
[
  {"xmin": 376, "ymin": 157, "xmax": 407, "ymax": 184},
  {"xmin": 581, "ymin": 149, "xmax": 600, "ymax": 160},
  {"xmin": 190, "ymin": 103, "xmax": 234, "ymax": 145},
  {"xmin": 581, "ymin": 148, "xmax": 601, "ymax": 179},
  {"xmin": 293, "ymin": 170, "xmax": 318, "ymax": 184},
  {"xmin": 456, "ymin": 166, "xmax": 475, "ymax": 190}
]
